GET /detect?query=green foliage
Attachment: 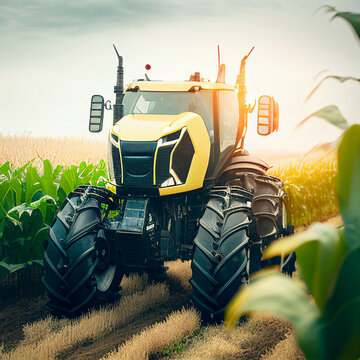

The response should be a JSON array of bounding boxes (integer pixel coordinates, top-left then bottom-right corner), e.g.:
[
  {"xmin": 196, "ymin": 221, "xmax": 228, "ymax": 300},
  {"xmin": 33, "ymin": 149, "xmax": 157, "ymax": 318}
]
[
  {"xmin": 331, "ymin": 9, "xmax": 360, "ymax": 40},
  {"xmin": 225, "ymin": 125, "xmax": 360, "ymax": 360},
  {"xmin": 225, "ymin": 271, "xmax": 322, "ymax": 358},
  {"xmin": 0, "ymin": 158, "xmax": 109, "ymax": 278},
  {"xmin": 296, "ymin": 105, "xmax": 349, "ymax": 131},
  {"xmin": 299, "ymin": 7, "xmax": 359, "ymax": 129},
  {"xmin": 336, "ymin": 125, "xmax": 360, "ymax": 249}
]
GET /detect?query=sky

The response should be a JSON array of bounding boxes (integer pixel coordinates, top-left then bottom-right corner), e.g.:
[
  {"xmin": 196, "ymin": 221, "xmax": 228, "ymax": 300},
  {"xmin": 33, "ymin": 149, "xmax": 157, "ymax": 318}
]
[{"xmin": 0, "ymin": 0, "xmax": 359, "ymax": 154}]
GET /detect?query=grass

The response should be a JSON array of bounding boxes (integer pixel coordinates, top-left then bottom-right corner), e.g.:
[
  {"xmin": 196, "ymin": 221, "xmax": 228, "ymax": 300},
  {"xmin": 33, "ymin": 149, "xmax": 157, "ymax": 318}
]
[
  {"xmin": 164, "ymin": 260, "xmax": 192, "ymax": 294},
  {"xmin": 170, "ymin": 313, "xmax": 294, "ymax": 360},
  {"xmin": 4, "ymin": 283, "xmax": 169, "ymax": 360},
  {"xmin": 20, "ymin": 273, "xmax": 150, "ymax": 347},
  {"xmin": 102, "ymin": 308, "xmax": 201, "ymax": 360},
  {"xmin": 262, "ymin": 332, "xmax": 304, "ymax": 360}
]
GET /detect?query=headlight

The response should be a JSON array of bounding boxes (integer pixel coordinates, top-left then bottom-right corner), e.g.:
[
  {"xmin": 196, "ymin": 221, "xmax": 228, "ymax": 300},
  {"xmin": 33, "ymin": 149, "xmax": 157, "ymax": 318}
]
[{"xmin": 156, "ymin": 128, "xmax": 194, "ymax": 188}]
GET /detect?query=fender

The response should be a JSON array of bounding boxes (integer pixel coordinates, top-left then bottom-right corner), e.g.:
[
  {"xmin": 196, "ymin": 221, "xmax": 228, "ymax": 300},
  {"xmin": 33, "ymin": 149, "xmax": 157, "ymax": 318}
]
[{"xmin": 218, "ymin": 149, "xmax": 269, "ymax": 184}]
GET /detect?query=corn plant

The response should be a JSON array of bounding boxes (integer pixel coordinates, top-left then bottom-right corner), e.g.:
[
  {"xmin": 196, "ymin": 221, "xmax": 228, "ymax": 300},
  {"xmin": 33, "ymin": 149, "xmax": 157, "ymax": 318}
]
[
  {"xmin": 225, "ymin": 128, "xmax": 360, "ymax": 360},
  {"xmin": 0, "ymin": 158, "xmax": 108, "ymax": 277},
  {"xmin": 269, "ymin": 155, "xmax": 338, "ymax": 226},
  {"xmin": 225, "ymin": 8, "xmax": 360, "ymax": 358}
]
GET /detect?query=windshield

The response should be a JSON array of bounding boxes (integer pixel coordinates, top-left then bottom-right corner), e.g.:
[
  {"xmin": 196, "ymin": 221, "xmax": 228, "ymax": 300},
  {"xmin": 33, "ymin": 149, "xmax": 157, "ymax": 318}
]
[{"xmin": 123, "ymin": 90, "xmax": 214, "ymax": 132}]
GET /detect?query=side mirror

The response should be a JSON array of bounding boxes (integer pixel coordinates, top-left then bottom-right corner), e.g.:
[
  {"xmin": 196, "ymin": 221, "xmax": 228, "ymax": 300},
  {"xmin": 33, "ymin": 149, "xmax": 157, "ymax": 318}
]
[
  {"xmin": 89, "ymin": 95, "xmax": 104, "ymax": 133},
  {"xmin": 257, "ymin": 95, "xmax": 279, "ymax": 136}
]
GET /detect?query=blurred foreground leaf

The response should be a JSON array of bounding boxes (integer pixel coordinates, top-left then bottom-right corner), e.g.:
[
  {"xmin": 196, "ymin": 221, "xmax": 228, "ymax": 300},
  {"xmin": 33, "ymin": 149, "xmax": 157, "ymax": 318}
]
[
  {"xmin": 225, "ymin": 271, "xmax": 322, "ymax": 359},
  {"xmin": 336, "ymin": 124, "xmax": 360, "ymax": 249},
  {"xmin": 264, "ymin": 224, "xmax": 347, "ymax": 310},
  {"xmin": 296, "ymin": 105, "xmax": 349, "ymax": 131}
]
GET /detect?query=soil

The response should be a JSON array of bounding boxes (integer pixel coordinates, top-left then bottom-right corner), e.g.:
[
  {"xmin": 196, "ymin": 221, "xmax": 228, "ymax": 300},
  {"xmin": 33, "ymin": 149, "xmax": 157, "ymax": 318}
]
[
  {"xmin": 0, "ymin": 215, "xmax": 341, "ymax": 359},
  {"xmin": 56, "ymin": 293, "xmax": 191, "ymax": 360},
  {"xmin": 0, "ymin": 295, "xmax": 49, "ymax": 351}
]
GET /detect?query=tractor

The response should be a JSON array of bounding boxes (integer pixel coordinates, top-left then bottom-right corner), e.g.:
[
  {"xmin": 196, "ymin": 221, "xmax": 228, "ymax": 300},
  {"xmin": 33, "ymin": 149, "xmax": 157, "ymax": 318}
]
[{"xmin": 42, "ymin": 46, "xmax": 294, "ymax": 320}]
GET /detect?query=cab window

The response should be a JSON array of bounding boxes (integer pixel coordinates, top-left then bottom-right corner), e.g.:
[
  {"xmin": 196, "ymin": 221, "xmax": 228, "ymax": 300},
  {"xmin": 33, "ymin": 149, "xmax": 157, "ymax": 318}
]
[{"xmin": 218, "ymin": 91, "xmax": 238, "ymax": 152}]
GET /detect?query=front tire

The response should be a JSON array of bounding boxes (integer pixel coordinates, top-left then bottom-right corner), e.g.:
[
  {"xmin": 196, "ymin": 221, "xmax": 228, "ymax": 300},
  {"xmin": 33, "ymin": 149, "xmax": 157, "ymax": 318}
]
[
  {"xmin": 190, "ymin": 186, "xmax": 254, "ymax": 321},
  {"xmin": 42, "ymin": 191, "xmax": 123, "ymax": 316}
]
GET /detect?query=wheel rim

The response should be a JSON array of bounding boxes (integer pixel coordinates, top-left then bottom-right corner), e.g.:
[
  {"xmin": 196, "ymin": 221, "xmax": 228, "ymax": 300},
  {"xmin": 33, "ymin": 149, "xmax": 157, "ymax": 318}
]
[{"xmin": 95, "ymin": 264, "xmax": 116, "ymax": 292}]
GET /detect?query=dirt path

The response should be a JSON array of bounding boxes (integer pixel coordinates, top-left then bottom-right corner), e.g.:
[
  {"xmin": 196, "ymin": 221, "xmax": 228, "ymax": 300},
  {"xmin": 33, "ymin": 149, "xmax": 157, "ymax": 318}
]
[
  {"xmin": 1, "ymin": 215, "xmax": 341, "ymax": 359},
  {"xmin": 0, "ymin": 295, "xmax": 49, "ymax": 351},
  {"xmin": 57, "ymin": 293, "xmax": 191, "ymax": 360}
]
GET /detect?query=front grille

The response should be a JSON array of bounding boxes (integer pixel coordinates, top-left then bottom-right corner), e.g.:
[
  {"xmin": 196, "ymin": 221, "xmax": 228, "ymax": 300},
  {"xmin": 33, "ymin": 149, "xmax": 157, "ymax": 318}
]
[
  {"xmin": 155, "ymin": 144, "xmax": 175, "ymax": 186},
  {"xmin": 111, "ymin": 143, "xmax": 122, "ymax": 184},
  {"xmin": 172, "ymin": 130, "xmax": 194, "ymax": 183},
  {"xmin": 120, "ymin": 141, "xmax": 157, "ymax": 187}
]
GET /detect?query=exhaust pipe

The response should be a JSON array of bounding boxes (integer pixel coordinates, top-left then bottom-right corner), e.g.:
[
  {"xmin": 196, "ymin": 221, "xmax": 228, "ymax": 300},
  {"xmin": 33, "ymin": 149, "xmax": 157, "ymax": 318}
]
[{"xmin": 113, "ymin": 45, "xmax": 124, "ymax": 125}]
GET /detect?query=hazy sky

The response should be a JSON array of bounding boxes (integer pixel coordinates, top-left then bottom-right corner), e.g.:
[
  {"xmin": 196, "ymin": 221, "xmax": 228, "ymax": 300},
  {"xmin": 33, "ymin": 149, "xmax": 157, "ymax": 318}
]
[{"xmin": 0, "ymin": 0, "xmax": 359, "ymax": 153}]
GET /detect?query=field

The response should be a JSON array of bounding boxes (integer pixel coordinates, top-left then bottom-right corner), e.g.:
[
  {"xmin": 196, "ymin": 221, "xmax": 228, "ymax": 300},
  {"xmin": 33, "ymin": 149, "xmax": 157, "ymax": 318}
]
[{"xmin": 0, "ymin": 134, "xmax": 340, "ymax": 360}]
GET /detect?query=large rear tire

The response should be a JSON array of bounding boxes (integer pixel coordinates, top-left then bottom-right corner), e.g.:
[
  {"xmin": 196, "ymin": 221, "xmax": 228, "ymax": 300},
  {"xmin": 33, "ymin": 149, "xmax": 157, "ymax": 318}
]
[
  {"xmin": 42, "ymin": 192, "xmax": 123, "ymax": 316},
  {"xmin": 190, "ymin": 186, "xmax": 254, "ymax": 322}
]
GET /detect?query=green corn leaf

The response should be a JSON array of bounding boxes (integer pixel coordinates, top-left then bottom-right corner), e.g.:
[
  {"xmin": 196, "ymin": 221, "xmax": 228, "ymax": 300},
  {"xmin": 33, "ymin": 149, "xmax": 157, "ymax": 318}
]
[
  {"xmin": 333, "ymin": 11, "xmax": 360, "ymax": 42},
  {"xmin": 336, "ymin": 125, "xmax": 360, "ymax": 249},
  {"xmin": 225, "ymin": 271, "xmax": 322, "ymax": 359},
  {"xmin": 321, "ymin": 7, "xmax": 360, "ymax": 42},
  {"xmin": 39, "ymin": 159, "xmax": 58, "ymax": 200},
  {"xmin": 0, "ymin": 162, "xmax": 10, "ymax": 178},
  {"xmin": 0, "ymin": 260, "xmax": 26, "ymax": 277},
  {"xmin": 21, "ymin": 208, "xmax": 44, "ymax": 238},
  {"xmin": 296, "ymin": 105, "xmax": 349, "ymax": 131},
  {"xmin": 53, "ymin": 165, "xmax": 63, "ymax": 181},
  {"xmin": 0, "ymin": 218, "xmax": 5, "ymax": 239},
  {"xmin": 80, "ymin": 163, "xmax": 95, "ymax": 178},
  {"xmin": 0, "ymin": 260, "xmax": 11, "ymax": 277},
  {"xmin": 264, "ymin": 224, "xmax": 348, "ymax": 311},
  {"xmin": 321, "ymin": 246, "xmax": 360, "ymax": 359},
  {"xmin": 0, "ymin": 179, "xmax": 10, "ymax": 218},
  {"xmin": 30, "ymin": 195, "xmax": 57, "ymax": 225},
  {"xmin": 2, "ymin": 215, "xmax": 23, "ymax": 247},
  {"xmin": 12, "ymin": 161, "xmax": 30, "ymax": 181},
  {"xmin": 306, "ymin": 75, "xmax": 360, "ymax": 102},
  {"xmin": 31, "ymin": 226, "xmax": 49, "ymax": 260},
  {"xmin": 9, "ymin": 178, "xmax": 22, "ymax": 206},
  {"xmin": 59, "ymin": 168, "xmax": 76, "ymax": 196},
  {"xmin": 27, "ymin": 259, "xmax": 44, "ymax": 267},
  {"xmin": 78, "ymin": 161, "xmax": 87, "ymax": 174},
  {"xmin": 57, "ymin": 187, "xmax": 67, "ymax": 207},
  {"xmin": 25, "ymin": 166, "xmax": 41, "ymax": 204}
]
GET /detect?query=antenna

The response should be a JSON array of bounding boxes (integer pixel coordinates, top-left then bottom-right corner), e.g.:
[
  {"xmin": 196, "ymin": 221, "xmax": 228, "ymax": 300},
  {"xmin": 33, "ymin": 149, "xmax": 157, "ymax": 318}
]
[
  {"xmin": 217, "ymin": 45, "xmax": 220, "ymax": 71},
  {"xmin": 216, "ymin": 45, "xmax": 226, "ymax": 83},
  {"xmin": 245, "ymin": 46, "xmax": 254, "ymax": 60},
  {"xmin": 236, "ymin": 46, "xmax": 255, "ymax": 149},
  {"xmin": 113, "ymin": 44, "xmax": 121, "ymax": 59}
]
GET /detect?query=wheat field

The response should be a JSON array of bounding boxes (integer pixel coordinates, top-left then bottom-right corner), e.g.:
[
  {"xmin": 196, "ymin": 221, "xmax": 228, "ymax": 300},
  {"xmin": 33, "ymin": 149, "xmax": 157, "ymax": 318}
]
[{"xmin": 0, "ymin": 133, "xmax": 107, "ymax": 167}]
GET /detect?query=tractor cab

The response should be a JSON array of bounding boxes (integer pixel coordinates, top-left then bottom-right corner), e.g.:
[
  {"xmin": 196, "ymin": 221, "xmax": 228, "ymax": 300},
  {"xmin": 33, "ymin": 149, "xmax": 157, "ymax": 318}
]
[{"xmin": 88, "ymin": 49, "xmax": 280, "ymax": 196}]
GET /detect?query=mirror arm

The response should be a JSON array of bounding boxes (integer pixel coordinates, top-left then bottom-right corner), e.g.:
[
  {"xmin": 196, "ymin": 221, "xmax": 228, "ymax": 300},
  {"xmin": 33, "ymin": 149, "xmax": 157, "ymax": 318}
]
[
  {"xmin": 248, "ymin": 99, "xmax": 256, "ymax": 114},
  {"xmin": 235, "ymin": 47, "xmax": 255, "ymax": 149}
]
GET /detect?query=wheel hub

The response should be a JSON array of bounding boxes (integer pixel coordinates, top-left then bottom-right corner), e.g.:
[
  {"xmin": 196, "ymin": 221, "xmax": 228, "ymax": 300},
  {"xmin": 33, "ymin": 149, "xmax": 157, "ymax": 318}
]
[{"xmin": 95, "ymin": 235, "xmax": 111, "ymax": 271}]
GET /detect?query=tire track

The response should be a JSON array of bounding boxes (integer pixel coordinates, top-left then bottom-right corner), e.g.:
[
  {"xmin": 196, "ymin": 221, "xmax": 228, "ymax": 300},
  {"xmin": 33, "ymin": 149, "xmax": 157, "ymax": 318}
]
[{"xmin": 56, "ymin": 261, "xmax": 193, "ymax": 360}]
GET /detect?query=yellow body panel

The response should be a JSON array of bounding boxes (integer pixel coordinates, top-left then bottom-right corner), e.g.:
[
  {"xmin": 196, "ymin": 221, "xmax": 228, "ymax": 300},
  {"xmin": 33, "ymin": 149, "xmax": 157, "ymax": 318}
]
[
  {"xmin": 126, "ymin": 81, "xmax": 236, "ymax": 92},
  {"xmin": 113, "ymin": 114, "xmax": 178, "ymax": 141},
  {"xmin": 110, "ymin": 112, "xmax": 211, "ymax": 195}
]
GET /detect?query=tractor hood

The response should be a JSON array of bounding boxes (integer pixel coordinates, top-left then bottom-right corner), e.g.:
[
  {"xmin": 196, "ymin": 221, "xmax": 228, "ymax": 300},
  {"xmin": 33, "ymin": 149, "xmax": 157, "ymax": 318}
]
[
  {"xmin": 108, "ymin": 111, "xmax": 211, "ymax": 196},
  {"xmin": 111, "ymin": 112, "xmax": 200, "ymax": 142}
]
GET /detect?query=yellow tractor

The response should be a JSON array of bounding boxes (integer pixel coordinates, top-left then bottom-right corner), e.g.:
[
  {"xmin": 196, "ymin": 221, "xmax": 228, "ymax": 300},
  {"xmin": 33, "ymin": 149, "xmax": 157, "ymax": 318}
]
[{"xmin": 42, "ymin": 46, "xmax": 294, "ymax": 320}]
